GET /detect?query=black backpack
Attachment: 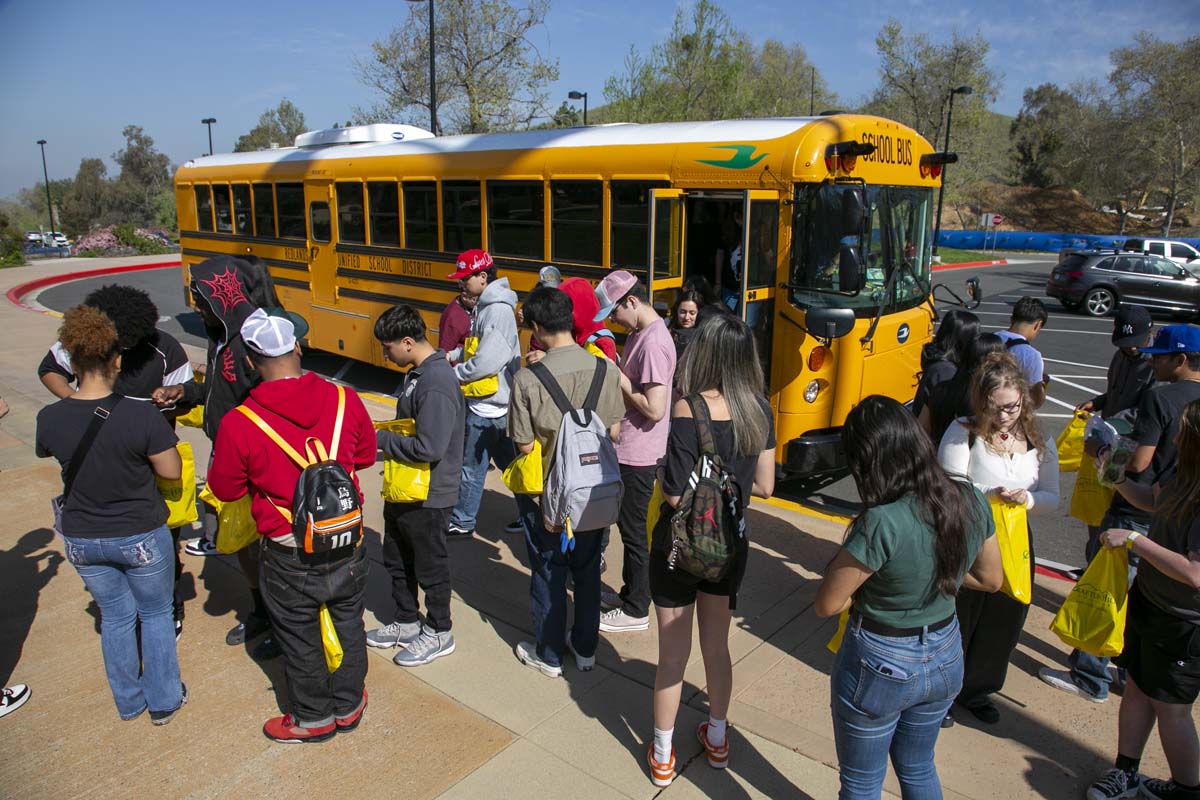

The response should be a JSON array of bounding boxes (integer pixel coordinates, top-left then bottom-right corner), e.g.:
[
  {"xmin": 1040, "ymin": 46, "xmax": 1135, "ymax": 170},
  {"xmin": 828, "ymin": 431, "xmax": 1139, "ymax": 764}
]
[
  {"xmin": 237, "ymin": 385, "xmax": 363, "ymax": 554},
  {"xmin": 664, "ymin": 394, "xmax": 746, "ymax": 581}
]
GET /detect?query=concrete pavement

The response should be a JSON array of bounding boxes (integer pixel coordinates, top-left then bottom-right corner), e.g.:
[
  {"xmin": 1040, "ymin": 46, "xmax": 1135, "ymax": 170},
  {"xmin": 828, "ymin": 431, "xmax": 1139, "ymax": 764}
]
[{"xmin": 0, "ymin": 256, "xmax": 1184, "ymax": 799}]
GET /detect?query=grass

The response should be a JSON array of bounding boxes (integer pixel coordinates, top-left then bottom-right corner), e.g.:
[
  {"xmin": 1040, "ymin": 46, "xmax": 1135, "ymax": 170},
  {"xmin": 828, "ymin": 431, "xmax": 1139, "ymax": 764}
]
[{"xmin": 935, "ymin": 247, "xmax": 1005, "ymax": 265}]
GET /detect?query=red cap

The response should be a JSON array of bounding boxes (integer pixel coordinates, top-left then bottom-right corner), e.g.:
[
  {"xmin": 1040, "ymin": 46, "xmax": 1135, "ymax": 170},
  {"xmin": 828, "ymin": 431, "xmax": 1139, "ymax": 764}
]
[{"xmin": 447, "ymin": 249, "xmax": 494, "ymax": 280}]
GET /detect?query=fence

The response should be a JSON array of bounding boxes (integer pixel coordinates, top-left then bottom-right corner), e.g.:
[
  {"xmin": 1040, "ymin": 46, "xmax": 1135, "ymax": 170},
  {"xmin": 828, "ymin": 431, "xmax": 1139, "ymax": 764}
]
[{"xmin": 938, "ymin": 230, "xmax": 1200, "ymax": 252}]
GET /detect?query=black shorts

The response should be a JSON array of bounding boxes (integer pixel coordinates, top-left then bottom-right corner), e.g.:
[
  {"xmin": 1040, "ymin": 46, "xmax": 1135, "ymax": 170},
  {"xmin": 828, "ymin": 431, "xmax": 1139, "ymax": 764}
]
[
  {"xmin": 1115, "ymin": 586, "xmax": 1200, "ymax": 705},
  {"xmin": 649, "ymin": 547, "xmax": 732, "ymax": 608}
]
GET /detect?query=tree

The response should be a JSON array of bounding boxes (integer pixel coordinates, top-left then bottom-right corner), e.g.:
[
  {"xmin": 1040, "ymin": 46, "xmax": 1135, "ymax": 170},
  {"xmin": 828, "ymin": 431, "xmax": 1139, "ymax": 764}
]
[
  {"xmin": 1110, "ymin": 34, "xmax": 1200, "ymax": 236},
  {"xmin": 60, "ymin": 158, "xmax": 111, "ymax": 235},
  {"xmin": 744, "ymin": 40, "xmax": 837, "ymax": 117},
  {"xmin": 1010, "ymin": 83, "xmax": 1079, "ymax": 188},
  {"xmin": 235, "ymin": 99, "xmax": 309, "ymax": 151},
  {"xmin": 109, "ymin": 125, "xmax": 172, "ymax": 227},
  {"xmin": 354, "ymin": 0, "xmax": 559, "ymax": 134}
]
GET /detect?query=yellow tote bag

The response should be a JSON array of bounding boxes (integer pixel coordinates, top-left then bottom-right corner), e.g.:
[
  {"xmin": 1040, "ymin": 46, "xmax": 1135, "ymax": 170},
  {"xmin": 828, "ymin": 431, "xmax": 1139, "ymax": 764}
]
[
  {"xmin": 503, "ymin": 440, "xmax": 544, "ymax": 495},
  {"xmin": 645, "ymin": 480, "xmax": 666, "ymax": 547},
  {"xmin": 198, "ymin": 484, "xmax": 259, "ymax": 554},
  {"xmin": 375, "ymin": 418, "xmax": 431, "ymax": 503},
  {"xmin": 459, "ymin": 336, "xmax": 500, "ymax": 398},
  {"xmin": 1070, "ymin": 456, "xmax": 1115, "ymax": 527},
  {"xmin": 175, "ymin": 404, "xmax": 204, "ymax": 428},
  {"xmin": 319, "ymin": 603, "xmax": 344, "ymax": 673},
  {"xmin": 1056, "ymin": 412, "xmax": 1089, "ymax": 473},
  {"xmin": 1050, "ymin": 546, "xmax": 1128, "ymax": 657},
  {"xmin": 990, "ymin": 497, "xmax": 1032, "ymax": 605},
  {"xmin": 826, "ymin": 609, "xmax": 851, "ymax": 654},
  {"xmin": 157, "ymin": 441, "xmax": 199, "ymax": 529}
]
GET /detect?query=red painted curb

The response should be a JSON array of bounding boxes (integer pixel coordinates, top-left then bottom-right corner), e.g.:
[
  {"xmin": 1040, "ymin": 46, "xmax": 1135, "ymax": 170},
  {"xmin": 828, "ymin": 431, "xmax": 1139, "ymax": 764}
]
[
  {"xmin": 1036, "ymin": 565, "xmax": 1077, "ymax": 584},
  {"xmin": 932, "ymin": 259, "xmax": 1008, "ymax": 271},
  {"xmin": 6, "ymin": 259, "xmax": 182, "ymax": 312}
]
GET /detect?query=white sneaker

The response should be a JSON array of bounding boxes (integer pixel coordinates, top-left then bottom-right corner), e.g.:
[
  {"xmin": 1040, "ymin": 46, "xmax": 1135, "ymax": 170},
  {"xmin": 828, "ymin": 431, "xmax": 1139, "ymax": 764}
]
[
  {"xmin": 184, "ymin": 538, "xmax": 219, "ymax": 556},
  {"xmin": 515, "ymin": 641, "xmax": 562, "ymax": 678},
  {"xmin": 599, "ymin": 608, "xmax": 649, "ymax": 632},
  {"xmin": 566, "ymin": 633, "xmax": 595, "ymax": 671},
  {"xmin": 1038, "ymin": 667, "xmax": 1106, "ymax": 703},
  {"xmin": 0, "ymin": 685, "xmax": 30, "ymax": 719}
]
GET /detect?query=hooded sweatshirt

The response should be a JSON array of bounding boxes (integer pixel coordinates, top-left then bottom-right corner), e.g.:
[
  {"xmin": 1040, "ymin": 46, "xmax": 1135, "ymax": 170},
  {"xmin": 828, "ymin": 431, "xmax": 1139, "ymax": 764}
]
[
  {"xmin": 207, "ymin": 371, "xmax": 376, "ymax": 543},
  {"xmin": 180, "ymin": 256, "xmax": 269, "ymax": 440},
  {"xmin": 560, "ymin": 277, "xmax": 618, "ymax": 362},
  {"xmin": 453, "ymin": 277, "xmax": 521, "ymax": 416}
]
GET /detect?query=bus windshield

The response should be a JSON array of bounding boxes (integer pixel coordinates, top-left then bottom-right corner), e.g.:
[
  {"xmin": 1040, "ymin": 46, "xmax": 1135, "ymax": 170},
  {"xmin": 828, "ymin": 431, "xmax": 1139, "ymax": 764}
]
[{"xmin": 789, "ymin": 183, "xmax": 933, "ymax": 315}]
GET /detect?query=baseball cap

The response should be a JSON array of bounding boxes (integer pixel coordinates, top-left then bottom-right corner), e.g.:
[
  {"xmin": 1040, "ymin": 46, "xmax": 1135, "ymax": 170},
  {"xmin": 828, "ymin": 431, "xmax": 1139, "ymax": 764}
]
[
  {"xmin": 447, "ymin": 249, "xmax": 494, "ymax": 280},
  {"xmin": 241, "ymin": 307, "xmax": 297, "ymax": 357},
  {"xmin": 1112, "ymin": 305, "xmax": 1153, "ymax": 348},
  {"xmin": 1138, "ymin": 323, "xmax": 1200, "ymax": 355},
  {"xmin": 538, "ymin": 265, "xmax": 562, "ymax": 288},
  {"xmin": 593, "ymin": 270, "xmax": 639, "ymax": 322}
]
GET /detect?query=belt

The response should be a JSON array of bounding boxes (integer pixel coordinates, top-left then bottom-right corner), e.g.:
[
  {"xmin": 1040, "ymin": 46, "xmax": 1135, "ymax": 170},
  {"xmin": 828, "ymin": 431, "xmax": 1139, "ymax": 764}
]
[
  {"xmin": 852, "ymin": 611, "xmax": 955, "ymax": 639},
  {"xmin": 261, "ymin": 536, "xmax": 357, "ymax": 560}
]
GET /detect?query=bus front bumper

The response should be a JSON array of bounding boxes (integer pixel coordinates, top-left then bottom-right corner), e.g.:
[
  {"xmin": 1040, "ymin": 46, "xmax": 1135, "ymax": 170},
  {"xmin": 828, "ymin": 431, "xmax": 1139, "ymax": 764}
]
[{"xmin": 784, "ymin": 430, "xmax": 846, "ymax": 476}]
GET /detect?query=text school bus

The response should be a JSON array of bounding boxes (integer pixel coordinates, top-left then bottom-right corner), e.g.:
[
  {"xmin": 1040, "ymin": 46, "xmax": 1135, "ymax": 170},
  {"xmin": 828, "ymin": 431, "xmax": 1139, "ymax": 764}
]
[{"xmin": 175, "ymin": 115, "xmax": 974, "ymax": 478}]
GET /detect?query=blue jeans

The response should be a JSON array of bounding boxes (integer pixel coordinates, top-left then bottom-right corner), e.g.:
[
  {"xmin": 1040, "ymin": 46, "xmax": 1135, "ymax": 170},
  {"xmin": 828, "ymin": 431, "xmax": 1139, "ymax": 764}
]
[
  {"xmin": 63, "ymin": 526, "xmax": 182, "ymax": 719},
  {"xmin": 449, "ymin": 410, "xmax": 515, "ymax": 531},
  {"xmin": 1070, "ymin": 512, "xmax": 1145, "ymax": 698},
  {"xmin": 521, "ymin": 499, "xmax": 603, "ymax": 668},
  {"xmin": 831, "ymin": 616, "xmax": 963, "ymax": 800}
]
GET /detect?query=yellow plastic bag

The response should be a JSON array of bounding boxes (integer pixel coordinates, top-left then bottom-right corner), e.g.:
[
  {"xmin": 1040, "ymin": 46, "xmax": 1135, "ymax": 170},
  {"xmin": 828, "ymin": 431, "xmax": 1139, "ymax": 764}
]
[
  {"xmin": 320, "ymin": 603, "xmax": 343, "ymax": 673},
  {"xmin": 375, "ymin": 418, "xmax": 431, "ymax": 503},
  {"xmin": 826, "ymin": 609, "xmax": 851, "ymax": 654},
  {"xmin": 503, "ymin": 440, "xmax": 544, "ymax": 495},
  {"xmin": 646, "ymin": 480, "xmax": 666, "ymax": 547},
  {"xmin": 459, "ymin": 336, "xmax": 500, "ymax": 398},
  {"xmin": 157, "ymin": 441, "xmax": 199, "ymax": 529},
  {"xmin": 175, "ymin": 404, "xmax": 204, "ymax": 428},
  {"xmin": 1056, "ymin": 412, "xmax": 1089, "ymax": 473},
  {"xmin": 990, "ymin": 497, "xmax": 1032, "ymax": 605},
  {"xmin": 198, "ymin": 484, "xmax": 259, "ymax": 554},
  {"xmin": 1050, "ymin": 546, "xmax": 1128, "ymax": 657},
  {"xmin": 1070, "ymin": 456, "xmax": 1115, "ymax": 527}
]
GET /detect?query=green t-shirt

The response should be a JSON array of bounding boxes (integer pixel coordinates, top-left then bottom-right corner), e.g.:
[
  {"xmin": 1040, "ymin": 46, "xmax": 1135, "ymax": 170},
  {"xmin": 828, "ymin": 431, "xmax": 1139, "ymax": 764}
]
[{"xmin": 843, "ymin": 485, "xmax": 994, "ymax": 627}]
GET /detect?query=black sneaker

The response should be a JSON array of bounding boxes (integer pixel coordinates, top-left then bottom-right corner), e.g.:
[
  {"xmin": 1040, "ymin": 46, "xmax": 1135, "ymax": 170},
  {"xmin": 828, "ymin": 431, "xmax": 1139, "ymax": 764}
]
[
  {"xmin": 150, "ymin": 683, "xmax": 188, "ymax": 726},
  {"xmin": 1085, "ymin": 767, "xmax": 1141, "ymax": 800},
  {"xmin": 1141, "ymin": 778, "xmax": 1200, "ymax": 800},
  {"xmin": 0, "ymin": 684, "xmax": 31, "ymax": 719},
  {"xmin": 226, "ymin": 614, "xmax": 271, "ymax": 646},
  {"xmin": 447, "ymin": 523, "xmax": 474, "ymax": 538}
]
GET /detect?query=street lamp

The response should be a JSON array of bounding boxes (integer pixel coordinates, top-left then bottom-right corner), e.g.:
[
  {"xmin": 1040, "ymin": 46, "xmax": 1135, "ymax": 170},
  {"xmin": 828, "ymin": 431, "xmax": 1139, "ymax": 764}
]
[
  {"xmin": 36, "ymin": 140, "xmax": 54, "ymax": 234},
  {"xmin": 405, "ymin": 0, "xmax": 437, "ymax": 134},
  {"xmin": 932, "ymin": 85, "xmax": 972, "ymax": 258},
  {"xmin": 201, "ymin": 118, "xmax": 217, "ymax": 156},
  {"xmin": 567, "ymin": 91, "xmax": 588, "ymax": 126}
]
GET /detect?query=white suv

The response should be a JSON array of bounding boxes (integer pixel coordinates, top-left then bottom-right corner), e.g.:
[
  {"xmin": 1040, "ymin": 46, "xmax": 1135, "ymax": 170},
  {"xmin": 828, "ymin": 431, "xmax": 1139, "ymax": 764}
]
[{"xmin": 1123, "ymin": 238, "xmax": 1200, "ymax": 276}]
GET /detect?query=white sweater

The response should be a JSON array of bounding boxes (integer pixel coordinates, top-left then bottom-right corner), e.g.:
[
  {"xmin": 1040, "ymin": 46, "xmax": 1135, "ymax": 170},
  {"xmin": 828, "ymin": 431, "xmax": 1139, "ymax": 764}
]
[{"xmin": 937, "ymin": 419, "xmax": 1060, "ymax": 514}]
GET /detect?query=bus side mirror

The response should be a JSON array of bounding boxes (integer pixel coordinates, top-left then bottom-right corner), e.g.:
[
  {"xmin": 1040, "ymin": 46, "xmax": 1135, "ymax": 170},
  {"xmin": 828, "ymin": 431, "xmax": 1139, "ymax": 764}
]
[
  {"xmin": 806, "ymin": 307, "xmax": 857, "ymax": 341},
  {"xmin": 838, "ymin": 244, "xmax": 864, "ymax": 292}
]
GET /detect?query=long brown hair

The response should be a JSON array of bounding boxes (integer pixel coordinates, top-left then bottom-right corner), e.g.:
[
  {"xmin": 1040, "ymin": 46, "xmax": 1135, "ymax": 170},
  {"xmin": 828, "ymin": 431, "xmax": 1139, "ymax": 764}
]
[
  {"xmin": 675, "ymin": 314, "xmax": 768, "ymax": 456},
  {"xmin": 970, "ymin": 353, "xmax": 1045, "ymax": 455},
  {"xmin": 1159, "ymin": 398, "xmax": 1200, "ymax": 530}
]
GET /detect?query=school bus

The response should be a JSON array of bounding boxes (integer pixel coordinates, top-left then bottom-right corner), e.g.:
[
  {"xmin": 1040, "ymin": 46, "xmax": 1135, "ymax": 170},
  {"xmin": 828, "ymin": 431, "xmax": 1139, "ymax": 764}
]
[{"xmin": 174, "ymin": 115, "xmax": 968, "ymax": 478}]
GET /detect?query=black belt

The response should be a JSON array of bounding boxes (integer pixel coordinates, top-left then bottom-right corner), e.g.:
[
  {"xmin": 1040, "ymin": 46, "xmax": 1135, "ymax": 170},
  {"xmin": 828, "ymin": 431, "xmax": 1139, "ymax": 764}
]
[
  {"xmin": 261, "ymin": 536, "xmax": 357, "ymax": 561},
  {"xmin": 852, "ymin": 611, "xmax": 955, "ymax": 638}
]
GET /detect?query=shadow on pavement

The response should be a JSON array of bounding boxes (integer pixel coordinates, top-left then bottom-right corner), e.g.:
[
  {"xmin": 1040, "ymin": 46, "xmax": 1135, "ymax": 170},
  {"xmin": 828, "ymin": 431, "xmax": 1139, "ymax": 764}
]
[{"xmin": 0, "ymin": 528, "xmax": 63, "ymax": 685}]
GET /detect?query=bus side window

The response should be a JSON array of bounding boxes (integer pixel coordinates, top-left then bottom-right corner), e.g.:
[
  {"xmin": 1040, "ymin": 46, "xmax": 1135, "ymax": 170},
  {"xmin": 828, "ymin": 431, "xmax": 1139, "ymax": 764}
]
[
  {"xmin": 368, "ymin": 181, "xmax": 400, "ymax": 247},
  {"xmin": 213, "ymin": 184, "xmax": 233, "ymax": 234},
  {"xmin": 488, "ymin": 180, "xmax": 545, "ymax": 260},
  {"xmin": 253, "ymin": 184, "xmax": 276, "ymax": 238},
  {"xmin": 194, "ymin": 186, "xmax": 214, "ymax": 232},
  {"xmin": 403, "ymin": 182, "xmax": 438, "ymax": 251},
  {"xmin": 443, "ymin": 181, "xmax": 482, "ymax": 252},
  {"xmin": 552, "ymin": 180, "xmax": 602, "ymax": 265},
  {"xmin": 310, "ymin": 202, "xmax": 331, "ymax": 243},
  {"xmin": 232, "ymin": 184, "xmax": 252, "ymax": 236},
  {"xmin": 276, "ymin": 183, "xmax": 306, "ymax": 239},
  {"xmin": 335, "ymin": 182, "xmax": 366, "ymax": 244},
  {"xmin": 611, "ymin": 180, "xmax": 668, "ymax": 268}
]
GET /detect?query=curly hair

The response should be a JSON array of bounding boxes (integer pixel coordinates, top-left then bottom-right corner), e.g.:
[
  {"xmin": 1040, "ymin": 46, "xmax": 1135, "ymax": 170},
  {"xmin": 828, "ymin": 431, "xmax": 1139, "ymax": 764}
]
[
  {"xmin": 970, "ymin": 352, "xmax": 1045, "ymax": 455},
  {"xmin": 59, "ymin": 305, "xmax": 119, "ymax": 376},
  {"xmin": 83, "ymin": 284, "xmax": 159, "ymax": 350}
]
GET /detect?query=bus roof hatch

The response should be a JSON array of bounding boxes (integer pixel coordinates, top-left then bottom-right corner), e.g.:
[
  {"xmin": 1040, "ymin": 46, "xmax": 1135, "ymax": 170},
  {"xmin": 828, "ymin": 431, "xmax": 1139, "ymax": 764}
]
[{"xmin": 294, "ymin": 124, "xmax": 435, "ymax": 148}]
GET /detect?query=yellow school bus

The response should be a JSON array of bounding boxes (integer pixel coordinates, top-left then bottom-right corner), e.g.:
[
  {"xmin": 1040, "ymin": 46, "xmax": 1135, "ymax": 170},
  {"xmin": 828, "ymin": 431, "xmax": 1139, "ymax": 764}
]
[{"xmin": 174, "ymin": 115, "xmax": 962, "ymax": 477}]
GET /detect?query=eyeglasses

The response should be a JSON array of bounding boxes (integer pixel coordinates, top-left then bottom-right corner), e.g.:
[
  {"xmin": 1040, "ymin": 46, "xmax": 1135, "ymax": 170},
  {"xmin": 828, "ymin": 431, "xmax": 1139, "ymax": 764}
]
[{"xmin": 993, "ymin": 399, "xmax": 1022, "ymax": 416}]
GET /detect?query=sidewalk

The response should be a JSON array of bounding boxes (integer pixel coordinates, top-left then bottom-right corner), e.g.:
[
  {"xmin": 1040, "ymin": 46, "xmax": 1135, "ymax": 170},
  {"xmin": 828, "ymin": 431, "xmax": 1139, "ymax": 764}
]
[{"xmin": 0, "ymin": 258, "xmax": 1180, "ymax": 799}]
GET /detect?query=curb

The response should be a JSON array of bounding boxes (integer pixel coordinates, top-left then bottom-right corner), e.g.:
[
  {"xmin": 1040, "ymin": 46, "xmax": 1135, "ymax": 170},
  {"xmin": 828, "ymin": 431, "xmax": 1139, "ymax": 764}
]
[
  {"xmin": 6, "ymin": 259, "xmax": 182, "ymax": 313},
  {"xmin": 932, "ymin": 259, "xmax": 1008, "ymax": 271}
]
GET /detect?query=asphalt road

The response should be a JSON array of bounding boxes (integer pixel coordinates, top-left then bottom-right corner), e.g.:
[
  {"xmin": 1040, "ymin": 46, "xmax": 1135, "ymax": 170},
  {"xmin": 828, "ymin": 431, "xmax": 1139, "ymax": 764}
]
[{"xmin": 35, "ymin": 253, "xmax": 1148, "ymax": 569}]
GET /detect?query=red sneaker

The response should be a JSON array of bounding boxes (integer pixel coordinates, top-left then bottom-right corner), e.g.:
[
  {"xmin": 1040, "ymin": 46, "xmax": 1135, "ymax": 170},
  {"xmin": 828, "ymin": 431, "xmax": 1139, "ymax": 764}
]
[
  {"xmin": 647, "ymin": 742, "xmax": 675, "ymax": 788},
  {"xmin": 335, "ymin": 690, "xmax": 368, "ymax": 732},
  {"xmin": 696, "ymin": 721, "xmax": 730, "ymax": 769},
  {"xmin": 263, "ymin": 714, "xmax": 336, "ymax": 744}
]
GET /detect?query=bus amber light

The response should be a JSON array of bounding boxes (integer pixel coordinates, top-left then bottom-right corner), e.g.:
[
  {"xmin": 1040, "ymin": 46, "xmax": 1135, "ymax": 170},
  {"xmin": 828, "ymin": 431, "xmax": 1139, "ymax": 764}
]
[{"xmin": 807, "ymin": 345, "xmax": 828, "ymax": 371}]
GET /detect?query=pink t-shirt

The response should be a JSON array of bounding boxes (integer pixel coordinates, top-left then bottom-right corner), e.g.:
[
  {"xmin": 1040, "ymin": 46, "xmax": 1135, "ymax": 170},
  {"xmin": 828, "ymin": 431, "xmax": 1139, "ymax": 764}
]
[{"xmin": 616, "ymin": 317, "xmax": 676, "ymax": 466}]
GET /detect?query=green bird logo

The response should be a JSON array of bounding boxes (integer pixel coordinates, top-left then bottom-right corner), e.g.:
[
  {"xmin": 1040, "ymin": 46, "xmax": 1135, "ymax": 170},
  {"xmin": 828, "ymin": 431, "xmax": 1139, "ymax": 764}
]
[{"xmin": 697, "ymin": 144, "xmax": 768, "ymax": 170}]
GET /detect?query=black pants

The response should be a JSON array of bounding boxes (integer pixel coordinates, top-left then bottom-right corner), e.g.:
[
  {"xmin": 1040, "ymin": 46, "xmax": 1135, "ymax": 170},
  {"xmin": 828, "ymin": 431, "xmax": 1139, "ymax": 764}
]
[
  {"xmin": 260, "ymin": 541, "xmax": 369, "ymax": 727},
  {"xmin": 956, "ymin": 533, "xmax": 1035, "ymax": 708},
  {"xmin": 170, "ymin": 526, "xmax": 185, "ymax": 620},
  {"xmin": 615, "ymin": 464, "xmax": 655, "ymax": 618},
  {"xmin": 382, "ymin": 503, "xmax": 452, "ymax": 632}
]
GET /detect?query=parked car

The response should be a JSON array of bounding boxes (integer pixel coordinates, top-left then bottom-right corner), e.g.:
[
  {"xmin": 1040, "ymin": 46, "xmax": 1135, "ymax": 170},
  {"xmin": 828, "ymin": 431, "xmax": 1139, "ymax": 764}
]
[
  {"xmin": 46, "ymin": 232, "xmax": 69, "ymax": 248},
  {"xmin": 1122, "ymin": 237, "xmax": 1200, "ymax": 276},
  {"xmin": 1046, "ymin": 249, "xmax": 1200, "ymax": 318},
  {"xmin": 24, "ymin": 231, "xmax": 43, "ymax": 245}
]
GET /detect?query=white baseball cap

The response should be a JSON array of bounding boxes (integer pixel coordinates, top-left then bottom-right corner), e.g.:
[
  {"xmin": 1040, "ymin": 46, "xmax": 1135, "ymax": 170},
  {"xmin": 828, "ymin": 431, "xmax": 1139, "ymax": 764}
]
[{"xmin": 241, "ymin": 308, "xmax": 297, "ymax": 357}]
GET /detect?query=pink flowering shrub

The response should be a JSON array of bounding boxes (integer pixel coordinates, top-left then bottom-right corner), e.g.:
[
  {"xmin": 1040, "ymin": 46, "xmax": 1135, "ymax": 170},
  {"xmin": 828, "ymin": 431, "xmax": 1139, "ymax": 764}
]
[{"xmin": 75, "ymin": 225, "xmax": 173, "ymax": 257}]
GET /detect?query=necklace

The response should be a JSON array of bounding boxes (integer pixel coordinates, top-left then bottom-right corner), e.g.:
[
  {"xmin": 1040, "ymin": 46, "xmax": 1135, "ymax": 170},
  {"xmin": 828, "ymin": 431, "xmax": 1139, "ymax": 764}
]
[{"xmin": 992, "ymin": 429, "xmax": 1021, "ymax": 458}]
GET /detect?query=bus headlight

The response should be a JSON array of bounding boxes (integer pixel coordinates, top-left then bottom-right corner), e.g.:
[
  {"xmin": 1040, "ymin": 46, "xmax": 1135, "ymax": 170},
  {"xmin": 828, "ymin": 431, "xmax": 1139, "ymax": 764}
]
[{"xmin": 804, "ymin": 380, "xmax": 820, "ymax": 403}]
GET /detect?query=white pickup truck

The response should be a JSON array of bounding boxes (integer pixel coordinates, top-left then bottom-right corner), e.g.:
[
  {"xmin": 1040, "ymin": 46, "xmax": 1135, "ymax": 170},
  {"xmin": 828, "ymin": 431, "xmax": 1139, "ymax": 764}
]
[{"xmin": 1123, "ymin": 238, "xmax": 1200, "ymax": 277}]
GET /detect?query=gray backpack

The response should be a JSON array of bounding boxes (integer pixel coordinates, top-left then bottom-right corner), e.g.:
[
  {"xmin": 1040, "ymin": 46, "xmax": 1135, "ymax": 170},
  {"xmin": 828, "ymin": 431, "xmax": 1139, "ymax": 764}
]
[{"xmin": 530, "ymin": 359, "xmax": 623, "ymax": 539}]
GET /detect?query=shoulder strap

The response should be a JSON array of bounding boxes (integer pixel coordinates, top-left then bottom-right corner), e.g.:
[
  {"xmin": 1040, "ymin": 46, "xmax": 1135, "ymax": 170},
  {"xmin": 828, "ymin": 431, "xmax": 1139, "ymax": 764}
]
[
  {"xmin": 236, "ymin": 404, "xmax": 311, "ymax": 470},
  {"xmin": 583, "ymin": 358, "xmax": 607, "ymax": 414},
  {"xmin": 63, "ymin": 395, "xmax": 122, "ymax": 500},
  {"xmin": 1004, "ymin": 336, "xmax": 1028, "ymax": 350},
  {"xmin": 529, "ymin": 362, "xmax": 574, "ymax": 417},
  {"xmin": 685, "ymin": 394, "xmax": 719, "ymax": 458},
  {"xmin": 329, "ymin": 385, "xmax": 346, "ymax": 459}
]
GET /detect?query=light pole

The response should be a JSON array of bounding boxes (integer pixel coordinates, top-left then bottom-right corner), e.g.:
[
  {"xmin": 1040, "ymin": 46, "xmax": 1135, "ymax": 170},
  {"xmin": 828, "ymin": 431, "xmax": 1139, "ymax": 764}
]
[
  {"xmin": 201, "ymin": 118, "xmax": 217, "ymax": 156},
  {"xmin": 932, "ymin": 85, "xmax": 972, "ymax": 258},
  {"xmin": 567, "ymin": 91, "xmax": 588, "ymax": 126},
  {"xmin": 36, "ymin": 140, "xmax": 54, "ymax": 233},
  {"xmin": 405, "ymin": 0, "xmax": 437, "ymax": 134}
]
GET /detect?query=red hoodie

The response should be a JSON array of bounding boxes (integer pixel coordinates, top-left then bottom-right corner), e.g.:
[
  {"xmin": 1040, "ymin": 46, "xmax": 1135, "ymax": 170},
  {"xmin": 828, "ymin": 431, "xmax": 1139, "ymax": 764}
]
[
  {"xmin": 208, "ymin": 372, "xmax": 377, "ymax": 541},
  {"xmin": 560, "ymin": 278, "xmax": 618, "ymax": 362}
]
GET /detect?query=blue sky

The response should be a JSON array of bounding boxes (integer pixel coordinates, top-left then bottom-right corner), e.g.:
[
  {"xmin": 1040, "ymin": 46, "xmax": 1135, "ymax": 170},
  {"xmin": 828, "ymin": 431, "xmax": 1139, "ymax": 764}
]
[{"xmin": 0, "ymin": 0, "xmax": 1196, "ymax": 199}]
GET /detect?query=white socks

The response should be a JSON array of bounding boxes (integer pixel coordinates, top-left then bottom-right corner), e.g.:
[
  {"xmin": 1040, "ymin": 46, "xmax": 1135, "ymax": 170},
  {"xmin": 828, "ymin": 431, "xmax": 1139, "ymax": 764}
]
[
  {"xmin": 653, "ymin": 726, "xmax": 674, "ymax": 762},
  {"xmin": 707, "ymin": 716, "xmax": 727, "ymax": 747}
]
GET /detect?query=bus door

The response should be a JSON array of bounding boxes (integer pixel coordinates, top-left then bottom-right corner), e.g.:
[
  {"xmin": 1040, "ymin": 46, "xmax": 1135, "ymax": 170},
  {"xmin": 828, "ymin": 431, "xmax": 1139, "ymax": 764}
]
[
  {"xmin": 739, "ymin": 190, "xmax": 781, "ymax": 388},
  {"xmin": 648, "ymin": 189, "xmax": 686, "ymax": 312},
  {"xmin": 304, "ymin": 178, "xmax": 366, "ymax": 357}
]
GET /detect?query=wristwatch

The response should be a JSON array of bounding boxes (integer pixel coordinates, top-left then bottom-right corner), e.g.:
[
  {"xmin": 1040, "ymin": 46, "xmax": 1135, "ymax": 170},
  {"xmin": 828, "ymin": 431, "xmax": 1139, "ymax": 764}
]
[{"xmin": 1126, "ymin": 532, "xmax": 1142, "ymax": 550}]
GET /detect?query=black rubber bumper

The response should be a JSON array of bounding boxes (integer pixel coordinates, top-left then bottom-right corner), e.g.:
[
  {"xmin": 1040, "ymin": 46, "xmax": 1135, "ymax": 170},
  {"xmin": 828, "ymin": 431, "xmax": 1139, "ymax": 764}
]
[{"xmin": 785, "ymin": 429, "xmax": 846, "ymax": 476}]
